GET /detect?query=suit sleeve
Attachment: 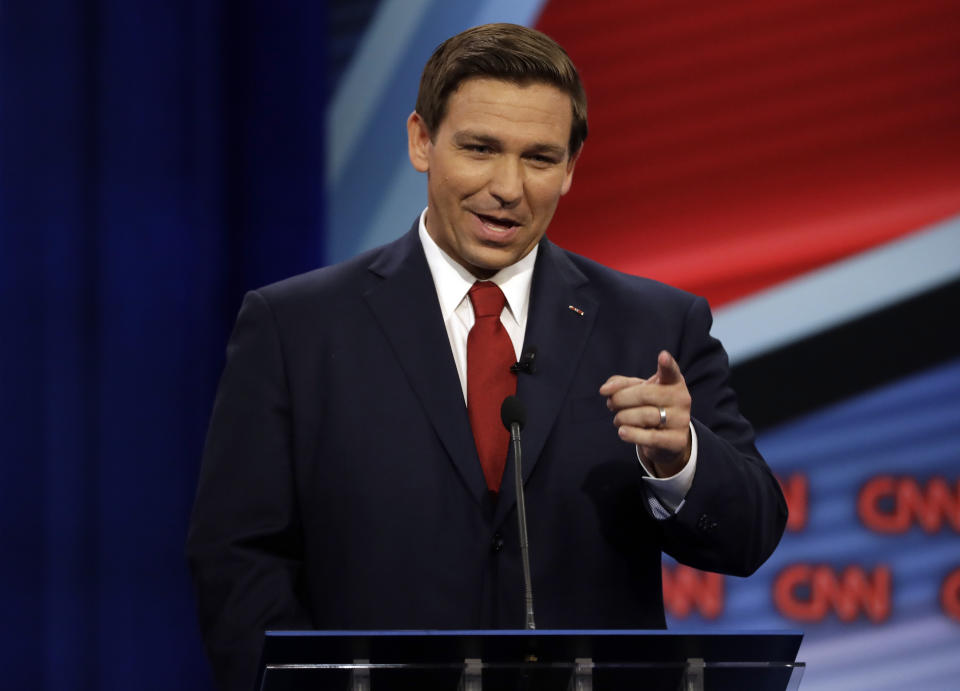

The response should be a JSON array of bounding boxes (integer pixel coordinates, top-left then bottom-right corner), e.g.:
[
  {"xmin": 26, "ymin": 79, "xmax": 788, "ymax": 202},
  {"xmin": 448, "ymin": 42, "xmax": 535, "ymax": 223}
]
[
  {"xmin": 649, "ymin": 295, "xmax": 787, "ymax": 577},
  {"xmin": 186, "ymin": 290, "xmax": 312, "ymax": 691}
]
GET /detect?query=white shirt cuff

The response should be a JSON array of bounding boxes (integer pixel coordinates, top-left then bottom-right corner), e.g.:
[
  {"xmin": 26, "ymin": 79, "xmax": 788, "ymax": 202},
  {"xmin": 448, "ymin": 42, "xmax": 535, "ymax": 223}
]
[{"xmin": 637, "ymin": 421, "xmax": 698, "ymax": 514}]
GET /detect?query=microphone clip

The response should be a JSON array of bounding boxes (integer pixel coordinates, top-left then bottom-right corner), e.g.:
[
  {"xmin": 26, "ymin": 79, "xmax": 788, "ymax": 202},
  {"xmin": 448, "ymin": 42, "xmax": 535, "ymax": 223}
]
[{"xmin": 510, "ymin": 347, "xmax": 537, "ymax": 375}]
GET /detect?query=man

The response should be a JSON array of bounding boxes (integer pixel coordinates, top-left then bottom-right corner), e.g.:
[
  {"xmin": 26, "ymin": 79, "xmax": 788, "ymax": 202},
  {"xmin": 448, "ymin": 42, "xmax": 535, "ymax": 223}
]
[{"xmin": 187, "ymin": 23, "xmax": 786, "ymax": 691}]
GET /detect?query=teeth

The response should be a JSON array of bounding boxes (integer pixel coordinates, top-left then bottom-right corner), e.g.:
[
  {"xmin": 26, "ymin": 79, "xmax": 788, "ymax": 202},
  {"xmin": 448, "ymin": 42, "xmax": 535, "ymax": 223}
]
[{"xmin": 478, "ymin": 213, "xmax": 514, "ymax": 230}]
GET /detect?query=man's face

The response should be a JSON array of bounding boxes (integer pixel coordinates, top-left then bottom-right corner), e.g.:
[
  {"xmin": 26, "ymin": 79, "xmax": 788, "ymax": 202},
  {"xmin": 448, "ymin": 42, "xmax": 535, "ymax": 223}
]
[{"xmin": 407, "ymin": 78, "xmax": 579, "ymax": 279}]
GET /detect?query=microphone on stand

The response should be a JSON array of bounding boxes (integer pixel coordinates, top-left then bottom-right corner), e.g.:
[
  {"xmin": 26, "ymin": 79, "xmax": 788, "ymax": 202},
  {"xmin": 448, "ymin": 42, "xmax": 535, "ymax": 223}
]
[{"xmin": 501, "ymin": 395, "xmax": 535, "ymax": 630}]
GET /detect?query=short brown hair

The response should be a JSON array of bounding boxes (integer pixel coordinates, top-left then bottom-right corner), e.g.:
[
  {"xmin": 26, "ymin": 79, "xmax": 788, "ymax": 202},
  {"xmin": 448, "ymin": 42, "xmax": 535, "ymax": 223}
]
[{"xmin": 415, "ymin": 23, "xmax": 588, "ymax": 156}]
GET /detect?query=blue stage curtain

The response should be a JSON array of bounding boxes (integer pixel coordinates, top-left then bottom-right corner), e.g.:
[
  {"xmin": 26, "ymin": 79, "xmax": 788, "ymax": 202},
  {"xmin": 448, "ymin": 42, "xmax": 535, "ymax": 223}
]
[{"xmin": 0, "ymin": 2, "xmax": 326, "ymax": 688}]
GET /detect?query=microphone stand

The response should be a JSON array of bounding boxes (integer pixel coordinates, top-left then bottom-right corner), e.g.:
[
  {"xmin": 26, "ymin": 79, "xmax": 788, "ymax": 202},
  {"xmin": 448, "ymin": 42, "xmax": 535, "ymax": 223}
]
[{"xmin": 510, "ymin": 420, "xmax": 536, "ymax": 630}]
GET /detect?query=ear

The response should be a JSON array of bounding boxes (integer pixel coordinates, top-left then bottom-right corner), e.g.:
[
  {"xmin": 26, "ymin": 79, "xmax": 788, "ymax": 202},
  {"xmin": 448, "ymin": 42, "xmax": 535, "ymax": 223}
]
[
  {"xmin": 407, "ymin": 111, "xmax": 432, "ymax": 173},
  {"xmin": 560, "ymin": 147, "xmax": 581, "ymax": 196}
]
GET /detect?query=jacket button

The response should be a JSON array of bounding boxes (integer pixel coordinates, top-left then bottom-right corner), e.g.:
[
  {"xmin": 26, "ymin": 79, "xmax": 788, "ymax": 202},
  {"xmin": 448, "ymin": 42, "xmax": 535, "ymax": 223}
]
[{"xmin": 491, "ymin": 532, "xmax": 504, "ymax": 553}]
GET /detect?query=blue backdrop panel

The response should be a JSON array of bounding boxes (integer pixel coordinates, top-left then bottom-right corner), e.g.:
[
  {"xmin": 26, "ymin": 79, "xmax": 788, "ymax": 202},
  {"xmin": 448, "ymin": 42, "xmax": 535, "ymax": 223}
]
[
  {"xmin": 665, "ymin": 357, "xmax": 960, "ymax": 690},
  {"xmin": 0, "ymin": 2, "xmax": 326, "ymax": 689}
]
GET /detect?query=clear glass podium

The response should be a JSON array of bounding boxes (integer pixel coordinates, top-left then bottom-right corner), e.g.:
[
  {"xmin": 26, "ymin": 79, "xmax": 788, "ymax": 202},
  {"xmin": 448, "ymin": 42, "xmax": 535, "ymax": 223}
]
[{"xmin": 257, "ymin": 630, "xmax": 804, "ymax": 690}]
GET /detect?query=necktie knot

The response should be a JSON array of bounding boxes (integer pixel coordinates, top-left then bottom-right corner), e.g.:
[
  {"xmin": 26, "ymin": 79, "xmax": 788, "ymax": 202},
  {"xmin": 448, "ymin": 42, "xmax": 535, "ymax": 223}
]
[{"xmin": 469, "ymin": 281, "xmax": 506, "ymax": 318}]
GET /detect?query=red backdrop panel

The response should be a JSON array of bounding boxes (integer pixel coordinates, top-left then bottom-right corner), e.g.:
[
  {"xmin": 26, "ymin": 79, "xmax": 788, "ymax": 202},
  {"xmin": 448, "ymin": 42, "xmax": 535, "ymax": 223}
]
[{"xmin": 537, "ymin": 0, "xmax": 960, "ymax": 306}]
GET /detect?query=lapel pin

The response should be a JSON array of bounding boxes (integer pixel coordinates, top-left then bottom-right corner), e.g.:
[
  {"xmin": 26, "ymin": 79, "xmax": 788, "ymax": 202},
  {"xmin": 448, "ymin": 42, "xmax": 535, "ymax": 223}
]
[{"xmin": 567, "ymin": 305, "xmax": 584, "ymax": 316}]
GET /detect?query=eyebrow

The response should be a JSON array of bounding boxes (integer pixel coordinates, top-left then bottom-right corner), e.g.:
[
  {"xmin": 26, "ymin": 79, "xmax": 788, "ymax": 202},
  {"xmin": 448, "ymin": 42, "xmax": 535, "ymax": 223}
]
[{"xmin": 453, "ymin": 130, "xmax": 567, "ymax": 158}]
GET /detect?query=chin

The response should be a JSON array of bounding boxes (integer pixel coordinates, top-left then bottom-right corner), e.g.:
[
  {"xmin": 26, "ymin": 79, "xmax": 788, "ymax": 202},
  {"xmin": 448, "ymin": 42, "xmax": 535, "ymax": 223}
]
[{"xmin": 465, "ymin": 249, "xmax": 515, "ymax": 274}]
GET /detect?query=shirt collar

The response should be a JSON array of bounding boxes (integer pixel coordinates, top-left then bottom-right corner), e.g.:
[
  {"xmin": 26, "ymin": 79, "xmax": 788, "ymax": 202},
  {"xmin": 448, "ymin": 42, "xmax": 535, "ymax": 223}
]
[{"xmin": 418, "ymin": 207, "xmax": 538, "ymax": 323}]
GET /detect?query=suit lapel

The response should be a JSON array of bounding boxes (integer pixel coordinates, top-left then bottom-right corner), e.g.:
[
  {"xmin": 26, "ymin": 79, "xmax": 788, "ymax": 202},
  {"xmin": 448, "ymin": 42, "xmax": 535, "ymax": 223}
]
[
  {"xmin": 362, "ymin": 228, "xmax": 489, "ymax": 506},
  {"xmin": 494, "ymin": 239, "xmax": 598, "ymax": 527}
]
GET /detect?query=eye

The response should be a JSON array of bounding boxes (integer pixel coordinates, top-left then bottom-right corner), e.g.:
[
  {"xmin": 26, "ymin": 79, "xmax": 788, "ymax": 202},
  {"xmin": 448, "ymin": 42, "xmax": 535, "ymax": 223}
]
[
  {"xmin": 463, "ymin": 143, "xmax": 493, "ymax": 154},
  {"xmin": 527, "ymin": 153, "xmax": 560, "ymax": 166}
]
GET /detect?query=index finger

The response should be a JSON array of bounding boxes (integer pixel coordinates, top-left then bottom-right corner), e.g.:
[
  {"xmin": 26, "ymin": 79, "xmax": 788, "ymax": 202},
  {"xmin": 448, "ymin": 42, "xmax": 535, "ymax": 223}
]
[{"xmin": 655, "ymin": 350, "xmax": 683, "ymax": 385}]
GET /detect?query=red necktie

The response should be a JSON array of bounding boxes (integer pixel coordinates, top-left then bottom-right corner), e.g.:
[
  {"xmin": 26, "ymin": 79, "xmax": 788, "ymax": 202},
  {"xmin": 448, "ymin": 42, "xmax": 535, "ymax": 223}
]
[{"xmin": 467, "ymin": 281, "xmax": 517, "ymax": 492}]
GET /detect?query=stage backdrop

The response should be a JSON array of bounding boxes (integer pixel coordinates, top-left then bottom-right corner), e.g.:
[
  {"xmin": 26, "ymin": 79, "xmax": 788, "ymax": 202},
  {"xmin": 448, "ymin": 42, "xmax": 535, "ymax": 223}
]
[{"xmin": 1, "ymin": 2, "xmax": 325, "ymax": 689}]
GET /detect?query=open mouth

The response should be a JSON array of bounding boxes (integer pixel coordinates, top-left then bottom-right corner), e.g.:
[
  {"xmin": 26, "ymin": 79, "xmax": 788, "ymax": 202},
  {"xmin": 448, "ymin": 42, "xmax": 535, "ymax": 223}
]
[{"xmin": 474, "ymin": 212, "xmax": 519, "ymax": 232}]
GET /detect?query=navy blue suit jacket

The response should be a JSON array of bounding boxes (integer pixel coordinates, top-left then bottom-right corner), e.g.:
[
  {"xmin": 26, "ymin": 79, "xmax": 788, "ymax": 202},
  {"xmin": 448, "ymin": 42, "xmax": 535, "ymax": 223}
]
[{"xmin": 186, "ymin": 225, "xmax": 786, "ymax": 690}]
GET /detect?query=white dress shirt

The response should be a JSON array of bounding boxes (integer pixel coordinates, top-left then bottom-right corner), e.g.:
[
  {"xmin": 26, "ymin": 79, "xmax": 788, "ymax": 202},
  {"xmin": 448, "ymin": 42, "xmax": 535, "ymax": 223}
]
[{"xmin": 417, "ymin": 208, "xmax": 696, "ymax": 513}]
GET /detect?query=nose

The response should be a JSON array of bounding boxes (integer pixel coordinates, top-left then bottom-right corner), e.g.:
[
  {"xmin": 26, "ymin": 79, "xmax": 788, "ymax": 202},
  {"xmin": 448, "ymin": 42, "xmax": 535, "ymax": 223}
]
[{"xmin": 488, "ymin": 156, "xmax": 523, "ymax": 207}]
